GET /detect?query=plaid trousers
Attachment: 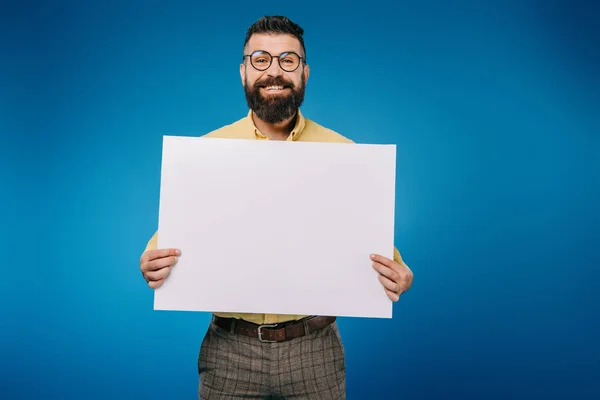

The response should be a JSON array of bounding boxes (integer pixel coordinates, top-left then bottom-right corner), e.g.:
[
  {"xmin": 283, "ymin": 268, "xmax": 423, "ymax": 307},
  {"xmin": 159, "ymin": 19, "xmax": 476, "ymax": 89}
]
[{"xmin": 197, "ymin": 318, "xmax": 346, "ymax": 399}]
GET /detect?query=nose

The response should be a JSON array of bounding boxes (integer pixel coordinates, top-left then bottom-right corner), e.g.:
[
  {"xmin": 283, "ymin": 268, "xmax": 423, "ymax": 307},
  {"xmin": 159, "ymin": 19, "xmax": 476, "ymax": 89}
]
[{"xmin": 266, "ymin": 57, "xmax": 284, "ymax": 77}]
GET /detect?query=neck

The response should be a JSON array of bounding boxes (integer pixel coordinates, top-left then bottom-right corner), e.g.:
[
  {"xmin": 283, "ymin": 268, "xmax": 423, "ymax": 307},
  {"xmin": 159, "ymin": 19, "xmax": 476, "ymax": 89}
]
[{"xmin": 252, "ymin": 111, "xmax": 298, "ymax": 141}]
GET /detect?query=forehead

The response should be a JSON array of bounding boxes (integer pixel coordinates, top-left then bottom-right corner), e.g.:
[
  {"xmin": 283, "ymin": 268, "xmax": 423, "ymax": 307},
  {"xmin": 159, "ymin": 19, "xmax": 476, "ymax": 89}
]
[{"xmin": 246, "ymin": 33, "xmax": 303, "ymax": 56}]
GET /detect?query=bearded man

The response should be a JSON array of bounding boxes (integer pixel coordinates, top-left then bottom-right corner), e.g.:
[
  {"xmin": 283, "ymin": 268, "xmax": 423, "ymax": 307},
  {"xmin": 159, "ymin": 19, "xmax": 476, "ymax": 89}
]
[{"xmin": 139, "ymin": 15, "xmax": 414, "ymax": 400}]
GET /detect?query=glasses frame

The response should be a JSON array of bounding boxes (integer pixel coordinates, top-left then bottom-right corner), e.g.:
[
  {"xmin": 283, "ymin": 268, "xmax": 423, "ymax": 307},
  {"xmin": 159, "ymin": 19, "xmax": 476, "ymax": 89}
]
[{"xmin": 243, "ymin": 50, "xmax": 306, "ymax": 72}]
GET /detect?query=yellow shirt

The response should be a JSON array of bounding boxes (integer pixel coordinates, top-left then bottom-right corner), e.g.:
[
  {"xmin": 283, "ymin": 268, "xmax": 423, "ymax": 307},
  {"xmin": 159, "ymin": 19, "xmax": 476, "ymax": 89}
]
[{"xmin": 144, "ymin": 109, "xmax": 403, "ymax": 324}]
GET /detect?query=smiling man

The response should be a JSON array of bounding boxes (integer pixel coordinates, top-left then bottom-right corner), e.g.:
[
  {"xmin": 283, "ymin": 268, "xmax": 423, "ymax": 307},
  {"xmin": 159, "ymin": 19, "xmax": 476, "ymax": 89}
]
[{"xmin": 139, "ymin": 15, "xmax": 413, "ymax": 399}]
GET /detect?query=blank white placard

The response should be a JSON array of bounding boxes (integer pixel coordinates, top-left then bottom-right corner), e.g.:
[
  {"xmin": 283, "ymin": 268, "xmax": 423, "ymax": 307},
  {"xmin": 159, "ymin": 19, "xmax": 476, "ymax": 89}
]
[{"xmin": 154, "ymin": 135, "xmax": 397, "ymax": 318}]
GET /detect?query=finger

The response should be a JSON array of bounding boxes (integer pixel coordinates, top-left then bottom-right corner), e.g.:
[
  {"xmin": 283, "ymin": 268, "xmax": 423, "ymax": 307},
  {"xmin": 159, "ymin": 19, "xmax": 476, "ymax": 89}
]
[
  {"xmin": 142, "ymin": 255, "xmax": 178, "ymax": 272},
  {"xmin": 148, "ymin": 278, "xmax": 164, "ymax": 289},
  {"xmin": 385, "ymin": 288, "xmax": 400, "ymax": 302},
  {"xmin": 378, "ymin": 274, "xmax": 402, "ymax": 294},
  {"xmin": 141, "ymin": 248, "xmax": 181, "ymax": 263},
  {"xmin": 370, "ymin": 253, "xmax": 395, "ymax": 268},
  {"xmin": 372, "ymin": 261, "xmax": 400, "ymax": 283},
  {"xmin": 145, "ymin": 266, "xmax": 172, "ymax": 282}
]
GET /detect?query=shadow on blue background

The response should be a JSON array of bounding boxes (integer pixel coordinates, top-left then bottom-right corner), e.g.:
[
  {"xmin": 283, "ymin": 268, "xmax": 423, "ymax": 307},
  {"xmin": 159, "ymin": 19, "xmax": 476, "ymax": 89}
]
[{"xmin": 1, "ymin": 0, "xmax": 598, "ymax": 399}]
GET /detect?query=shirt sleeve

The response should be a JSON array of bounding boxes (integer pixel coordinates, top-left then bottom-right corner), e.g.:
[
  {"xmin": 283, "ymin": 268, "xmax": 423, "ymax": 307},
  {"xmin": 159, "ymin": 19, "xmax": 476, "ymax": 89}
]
[
  {"xmin": 144, "ymin": 231, "xmax": 158, "ymax": 252},
  {"xmin": 393, "ymin": 246, "xmax": 403, "ymax": 264}
]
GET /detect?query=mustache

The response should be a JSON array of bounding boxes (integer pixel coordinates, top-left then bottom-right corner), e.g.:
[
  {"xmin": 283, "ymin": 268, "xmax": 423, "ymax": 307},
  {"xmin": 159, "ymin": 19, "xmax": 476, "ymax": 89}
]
[{"xmin": 253, "ymin": 76, "xmax": 295, "ymax": 90}]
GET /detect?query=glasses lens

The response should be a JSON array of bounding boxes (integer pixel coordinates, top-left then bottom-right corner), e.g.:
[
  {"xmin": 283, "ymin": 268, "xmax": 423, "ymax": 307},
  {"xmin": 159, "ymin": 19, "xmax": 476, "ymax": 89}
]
[
  {"xmin": 251, "ymin": 51, "xmax": 272, "ymax": 70},
  {"xmin": 278, "ymin": 52, "xmax": 300, "ymax": 71}
]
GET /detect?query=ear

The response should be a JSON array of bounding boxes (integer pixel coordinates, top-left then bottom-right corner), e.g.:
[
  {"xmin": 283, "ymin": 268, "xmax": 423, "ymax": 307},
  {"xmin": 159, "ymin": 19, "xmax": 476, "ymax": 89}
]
[
  {"xmin": 303, "ymin": 63, "xmax": 310, "ymax": 85},
  {"xmin": 240, "ymin": 63, "xmax": 246, "ymax": 86}
]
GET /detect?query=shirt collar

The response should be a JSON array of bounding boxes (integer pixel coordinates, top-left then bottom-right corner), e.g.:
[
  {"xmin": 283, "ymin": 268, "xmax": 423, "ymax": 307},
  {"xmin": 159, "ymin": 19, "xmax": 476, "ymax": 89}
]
[{"xmin": 247, "ymin": 109, "xmax": 306, "ymax": 141}]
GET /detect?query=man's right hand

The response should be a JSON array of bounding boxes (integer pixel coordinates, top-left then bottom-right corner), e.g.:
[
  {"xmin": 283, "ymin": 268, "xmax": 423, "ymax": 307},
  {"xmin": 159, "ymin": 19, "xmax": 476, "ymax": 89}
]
[{"xmin": 140, "ymin": 248, "xmax": 181, "ymax": 289}]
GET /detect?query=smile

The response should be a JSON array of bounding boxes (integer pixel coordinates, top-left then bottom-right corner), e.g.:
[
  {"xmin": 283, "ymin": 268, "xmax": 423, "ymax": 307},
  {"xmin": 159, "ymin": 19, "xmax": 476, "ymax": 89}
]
[{"xmin": 262, "ymin": 86, "xmax": 288, "ymax": 92}]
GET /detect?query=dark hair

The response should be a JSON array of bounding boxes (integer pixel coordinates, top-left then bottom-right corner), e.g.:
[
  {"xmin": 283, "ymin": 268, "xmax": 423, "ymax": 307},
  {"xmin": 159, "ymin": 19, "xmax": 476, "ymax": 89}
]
[{"xmin": 243, "ymin": 15, "xmax": 306, "ymax": 59}]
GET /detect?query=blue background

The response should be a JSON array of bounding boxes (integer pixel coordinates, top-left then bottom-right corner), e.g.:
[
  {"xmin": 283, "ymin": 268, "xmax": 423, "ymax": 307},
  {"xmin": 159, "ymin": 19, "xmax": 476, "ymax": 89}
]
[{"xmin": 2, "ymin": 0, "xmax": 599, "ymax": 398}]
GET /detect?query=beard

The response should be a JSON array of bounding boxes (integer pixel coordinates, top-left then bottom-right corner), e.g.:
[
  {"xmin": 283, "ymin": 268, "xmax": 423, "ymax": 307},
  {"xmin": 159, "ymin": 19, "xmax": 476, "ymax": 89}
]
[{"xmin": 244, "ymin": 74, "xmax": 305, "ymax": 123}]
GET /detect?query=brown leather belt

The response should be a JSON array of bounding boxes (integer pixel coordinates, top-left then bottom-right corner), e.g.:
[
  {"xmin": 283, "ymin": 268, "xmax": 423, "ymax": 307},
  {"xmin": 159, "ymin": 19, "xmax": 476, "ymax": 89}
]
[{"xmin": 212, "ymin": 315, "xmax": 336, "ymax": 343}]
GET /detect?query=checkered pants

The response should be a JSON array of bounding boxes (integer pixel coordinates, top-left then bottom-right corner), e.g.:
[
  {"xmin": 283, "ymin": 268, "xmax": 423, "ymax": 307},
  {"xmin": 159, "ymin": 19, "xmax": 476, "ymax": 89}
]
[{"xmin": 197, "ymin": 319, "xmax": 346, "ymax": 399}]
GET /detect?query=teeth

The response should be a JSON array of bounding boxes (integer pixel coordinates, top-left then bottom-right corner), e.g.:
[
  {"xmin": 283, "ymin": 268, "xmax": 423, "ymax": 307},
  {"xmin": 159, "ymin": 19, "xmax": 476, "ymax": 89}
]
[{"xmin": 266, "ymin": 86, "xmax": 284, "ymax": 90}]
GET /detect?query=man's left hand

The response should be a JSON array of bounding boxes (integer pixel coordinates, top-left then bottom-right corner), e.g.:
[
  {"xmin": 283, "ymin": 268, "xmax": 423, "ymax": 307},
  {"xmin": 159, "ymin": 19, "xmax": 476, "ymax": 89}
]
[{"xmin": 371, "ymin": 253, "xmax": 413, "ymax": 302}]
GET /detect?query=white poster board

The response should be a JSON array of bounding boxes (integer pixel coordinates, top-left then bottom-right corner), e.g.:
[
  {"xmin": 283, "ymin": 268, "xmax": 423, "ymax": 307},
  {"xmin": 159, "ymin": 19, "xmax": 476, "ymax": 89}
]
[{"xmin": 154, "ymin": 136, "xmax": 397, "ymax": 318}]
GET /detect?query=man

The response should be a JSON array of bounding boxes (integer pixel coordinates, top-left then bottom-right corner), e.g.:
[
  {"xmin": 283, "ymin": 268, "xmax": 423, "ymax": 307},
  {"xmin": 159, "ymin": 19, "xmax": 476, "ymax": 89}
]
[{"xmin": 140, "ymin": 15, "xmax": 414, "ymax": 399}]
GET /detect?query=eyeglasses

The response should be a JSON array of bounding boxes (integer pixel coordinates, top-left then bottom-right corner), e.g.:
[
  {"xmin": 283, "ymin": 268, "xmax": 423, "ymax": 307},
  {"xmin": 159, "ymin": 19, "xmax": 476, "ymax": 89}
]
[{"xmin": 243, "ymin": 50, "xmax": 305, "ymax": 72}]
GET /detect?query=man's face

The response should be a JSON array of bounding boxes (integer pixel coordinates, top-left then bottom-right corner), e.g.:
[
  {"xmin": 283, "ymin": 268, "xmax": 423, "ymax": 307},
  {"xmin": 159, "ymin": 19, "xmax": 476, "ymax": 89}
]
[{"xmin": 240, "ymin": 33, "xmax": 310, "ymax": 123}]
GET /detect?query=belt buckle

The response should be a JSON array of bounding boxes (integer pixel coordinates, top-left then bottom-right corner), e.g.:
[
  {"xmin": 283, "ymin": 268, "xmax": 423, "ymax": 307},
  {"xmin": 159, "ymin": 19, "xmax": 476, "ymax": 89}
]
[{"xmin": 257, "ymin": 324, "xmax": 278, "ymax": 343}]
